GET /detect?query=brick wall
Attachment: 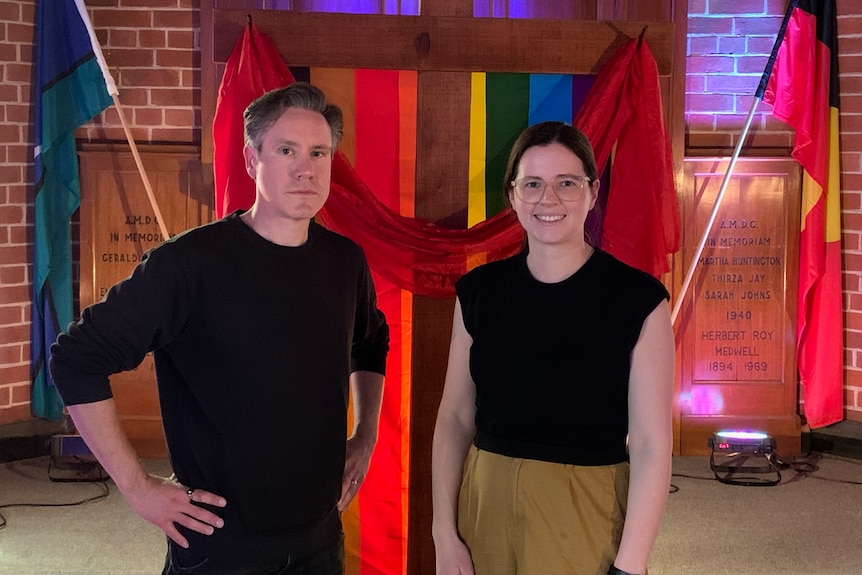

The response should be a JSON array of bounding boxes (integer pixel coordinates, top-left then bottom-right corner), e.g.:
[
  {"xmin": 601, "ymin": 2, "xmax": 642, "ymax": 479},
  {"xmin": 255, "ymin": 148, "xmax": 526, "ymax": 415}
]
[
  {"xmin": 0, "ymin": 0, "xmax": 198, "ymax": 425},
  {"xmin": 838, "ymin": 3, "xmax": 862, "ymax": 422},
  {"xmin": 2, "ymin": 0, "xmax": 861, "ymax": 424},
  {"xmin": 0, "ymin": 0, "xmax": 36, "ymax": 424}
]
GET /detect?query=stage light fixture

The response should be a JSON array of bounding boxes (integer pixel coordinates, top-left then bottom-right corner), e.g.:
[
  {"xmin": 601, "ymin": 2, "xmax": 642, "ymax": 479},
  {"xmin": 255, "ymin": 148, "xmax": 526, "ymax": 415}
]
[{"xmin": 707, "ymin": 430, "xmax": 781, "ymax": 486}]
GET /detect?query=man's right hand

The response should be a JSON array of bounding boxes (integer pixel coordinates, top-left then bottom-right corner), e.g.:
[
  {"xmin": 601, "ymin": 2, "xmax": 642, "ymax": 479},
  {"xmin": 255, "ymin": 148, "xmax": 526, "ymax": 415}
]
[{"xmin": 122, "ymin": 474, "xmax": 227, "ymax": 548}]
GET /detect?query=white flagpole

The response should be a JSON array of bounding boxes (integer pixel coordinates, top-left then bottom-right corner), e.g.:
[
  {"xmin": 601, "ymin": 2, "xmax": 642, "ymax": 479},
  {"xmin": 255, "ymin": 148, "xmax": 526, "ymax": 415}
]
[{"xmin": 671, "ymin": 97, "xmax": 760, "ymax": 325}]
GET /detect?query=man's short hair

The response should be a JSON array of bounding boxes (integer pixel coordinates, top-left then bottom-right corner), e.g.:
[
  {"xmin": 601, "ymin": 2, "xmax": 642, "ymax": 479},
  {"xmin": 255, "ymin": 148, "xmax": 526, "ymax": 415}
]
[{"xmin": 244, "ymin": 82, "xmax": 344, "ymax": 152}]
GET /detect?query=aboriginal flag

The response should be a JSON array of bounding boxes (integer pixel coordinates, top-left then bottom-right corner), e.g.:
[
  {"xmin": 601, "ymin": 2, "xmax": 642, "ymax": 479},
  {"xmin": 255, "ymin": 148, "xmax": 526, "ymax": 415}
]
[{"xmin": 756, "ymin": 0, "xmax": 843, "ymax": 428}]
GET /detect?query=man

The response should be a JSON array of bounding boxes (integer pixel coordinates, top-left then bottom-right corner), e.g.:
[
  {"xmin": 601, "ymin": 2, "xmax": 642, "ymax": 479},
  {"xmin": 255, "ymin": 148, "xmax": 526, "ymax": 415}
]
[{"xmin": 50, "ymin": 82, "xmax": 389, "ymax": 575}]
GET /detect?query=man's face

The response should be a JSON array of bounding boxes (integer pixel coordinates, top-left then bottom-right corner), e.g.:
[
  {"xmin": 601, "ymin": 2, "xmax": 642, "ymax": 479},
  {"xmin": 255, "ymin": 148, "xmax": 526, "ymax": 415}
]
[{"xmin": 243, "ymin": 107, "xmax": 333, "ymax": 224}]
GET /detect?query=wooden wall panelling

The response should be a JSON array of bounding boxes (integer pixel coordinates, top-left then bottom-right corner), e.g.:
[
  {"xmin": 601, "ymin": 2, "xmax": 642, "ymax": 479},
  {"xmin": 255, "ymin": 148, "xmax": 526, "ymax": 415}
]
[
  {"xmin": 407, "ymin": 71, "xmax": 471, "ymax": 575},
  {"xmin": 78, "ymin": 145, "xmax": 209, "ymax": 458},
  {"xmin": 677, "ymin": 158, "xmax": 801, "ymax": 456},
  {"xmin": 211, "ymin": 11, "xmax": 674, "ymax": 75}
]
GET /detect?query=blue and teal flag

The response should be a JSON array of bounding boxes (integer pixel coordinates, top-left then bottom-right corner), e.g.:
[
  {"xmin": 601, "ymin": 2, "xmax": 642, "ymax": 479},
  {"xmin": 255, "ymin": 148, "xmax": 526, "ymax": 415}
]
[{"xmin": 31, "ymin": 0, "xmax": 115, "ymax": 420}]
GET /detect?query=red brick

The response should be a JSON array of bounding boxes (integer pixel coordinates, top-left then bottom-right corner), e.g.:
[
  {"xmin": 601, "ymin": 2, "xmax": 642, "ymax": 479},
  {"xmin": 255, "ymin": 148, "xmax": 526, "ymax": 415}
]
[
  {"xmin": 152, "ymin": 10, "xmax": 198, "ymax": 29},
  {"xmin": 6, "ymin": 22, "xmax": 34, "ymax": 44},
  {"xmin": 842, "ymin": 173, "xmax": 862, "ymax": 191},
  {"xmin": 134, "ymin": 107, "xmax": 164, "ymax": 126},
  {"xmin": 839, "ymin": 114, "xmax": 862, "ymax": 132},
  {"xmin": 686, "ymin": 75, "xmax": 707, "ymax": 92},
  {"xmin": 0, "ymin": 205, "xmax": 24, "ymax": 224},
  {"xmin": 105, "ymin": 48, "xmax": 155, "ymax": 68},
  {"xmin": 687, "ymin": 93, "xmax": 737, "ymax": 113},
  {"xmin": 705, "ymin": 74, "xmax": 761, "ymax": 94},
  {"xmin": 5, "ymin": 103, "xmax": 31, "ymax": 124},
  {"xmin": 114, "ymin": 88, "xmax": 149, "ymax": 107},
  {"xmin": 167, "ymin": 30, "xmax": 195, "ymax": 49},
  {"xmin": 0, "ymin": 283, "xmax": 28, "ymax": 304},
  {"xmin": 0, "ymin": 264, "xmax": 26, "ymax": 284},
  {"xmin": 688, "ymin": 55, "xmax": 735, "ymax": 74},
  {"xmin": 734, "ymin": 16, "xmax": 783, "ymax": 36},
  {"xmin": 0, "ymin": 344, "xmax": 22, "ymax": 364},
  {"xmin": 717, "ymin": 36, "xmax": 745, "ymax": 54},
  {"xmin": 844, "ymin": 192, "xmax": 862, "ymax": 211},
  {"xmin": 0, "ymin": 2, "xmax": 20, "ymax": 20},
  {"xmin": 0, "ymin": 164, "xmax": 22, "ymax": 185},
  {"xmin": 689, "ymin": 0, "xmax": 707, "ymax": 15},
  {"xmin": 766, "ymin": 0, "xmax": 787, "ymax": 16},
  {"xmin": 0, "ymin": 305, "xmax": 23, "ymax": 324},
  {"xmin": 0, "ymin": 43, "xmax": 17, "ymax": 62},
  {"xmin": 120, "ymin": 68, "xmax": 181, "ymax": 88},
  {"xmin": 10, "ymin": 383, "xmax": 29, "ymax": 404},
  {"xmin": 152, "ymin": 127, "xmax": 198, "ymax": 143},
  {"xmin": 710, "ymin": 0, "xmax": 768, "ymax": 15},
  {"xmin": 848, "ymin": 310, "xmax": 862, "ymax": 332},
  {"xmin": 747, "ymin": 36, "xmax": 778, "ymax": 54},
  {"xmin": 837, "ymin": 15, "xmax": 862, "ymax": 36},
  {"xmin": 843, "ymin": 212, "xmax": 862, "ymax": 231},
  {"xmin": 841, "ymin": 94, "xmax": 862, "ymax": 115},
  {"xmin": 689, "ymin": 37, "xmax": 717, "ymax": 55},
  {"xmin": 157, "ymin": 49, "xmax": 199, "ymax": 69},
  {"xmin": 93, "ymin": 9, "xmax": 152, "ymax": 28},
  {"xmin": 838, "ymin": 54, "xmax": 862, "ymax": 75},
  {"xmin": 688, "ymin": 17, "xmax": 734, "ymax": 35},
  {"xmin": 0, "ymin": 364, "xmax": 28, "ymax": 385},
  {"xmin": 164, "ymin": 108, "xmax": 194, "ymax": 127},
  {"xmin": 109, "ymin": 28, "xmax": 138, "ymax": 48},
  {"xmin": 0, "ymin": 403, "xmax": 32, "ymax": 425},
  {"xmin": 180, "ymin": 69, "xmax": 197, "ymax": 88},
  {"xmin": 737, "ymin": 55, "xmax": 769, "ymax": 74},
  {"xmin": 139, "ymin": 29, "xmax": 167, "ymax": 49},
  {"xmin": 840, "ymin": 75, "xmax": 862, "ymax": 94},
  {"xmin": 0, "ymin": 386, "xmax": 10, "ymax": 409},
  {"xmin": 150, "ymin": 88, "xmax": 194, "ymax": 107}
]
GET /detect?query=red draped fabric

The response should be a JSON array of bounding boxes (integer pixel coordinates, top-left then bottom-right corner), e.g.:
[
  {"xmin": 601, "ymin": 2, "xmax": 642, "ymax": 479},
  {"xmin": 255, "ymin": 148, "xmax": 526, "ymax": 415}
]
[
  {"xmin": 576, "ymin": 38, "xmax": 681, "ymax": 277},
  {"xmin": 213, "ymin": 30, "xmax": 679, "ymax": 292},
  {"xmin": 318, "ymin": 38, "xmax": 679, "ymax": 290},
  {"xmin": 212, "ymin": 22, "xmax": 294, "ymax": 219}
]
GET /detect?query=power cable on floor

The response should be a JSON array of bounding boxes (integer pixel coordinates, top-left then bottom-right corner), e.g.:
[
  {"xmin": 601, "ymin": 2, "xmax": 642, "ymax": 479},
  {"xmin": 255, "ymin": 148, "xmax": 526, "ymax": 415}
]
[
  {"xmin": 0, "ymin": 461, "xmax": 111, "ymax": 531},
  {"xmin": 669, "ymin": 450, "xmax": 862, "ymax": 492}
]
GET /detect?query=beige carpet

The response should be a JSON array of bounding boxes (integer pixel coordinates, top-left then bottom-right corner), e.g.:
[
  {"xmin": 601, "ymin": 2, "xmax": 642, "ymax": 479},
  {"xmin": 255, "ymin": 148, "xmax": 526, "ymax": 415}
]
[{"xmin": 0, "ymin": 455, "xmax": 860, "ymax": 574}]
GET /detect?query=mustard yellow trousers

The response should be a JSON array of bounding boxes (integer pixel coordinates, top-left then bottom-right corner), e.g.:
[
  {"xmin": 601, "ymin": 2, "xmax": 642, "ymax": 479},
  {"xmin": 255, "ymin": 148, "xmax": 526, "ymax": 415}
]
[{"xmin": 457, "ymin": 446, "xmax": 629, "ymax": 575}]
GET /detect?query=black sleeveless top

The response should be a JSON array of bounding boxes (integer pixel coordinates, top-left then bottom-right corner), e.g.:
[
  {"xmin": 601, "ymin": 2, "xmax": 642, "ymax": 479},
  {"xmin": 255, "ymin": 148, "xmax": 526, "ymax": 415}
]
[{"xmin": 455, "ymin": 249, "xmax": 669, "ymax": 466}]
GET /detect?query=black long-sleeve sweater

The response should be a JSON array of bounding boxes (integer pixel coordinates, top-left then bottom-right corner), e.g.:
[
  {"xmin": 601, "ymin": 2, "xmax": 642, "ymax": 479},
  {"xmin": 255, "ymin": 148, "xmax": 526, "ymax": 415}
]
[{"xmin": 50, "ymin": 213, "xmax": 389, "ymax": 561}]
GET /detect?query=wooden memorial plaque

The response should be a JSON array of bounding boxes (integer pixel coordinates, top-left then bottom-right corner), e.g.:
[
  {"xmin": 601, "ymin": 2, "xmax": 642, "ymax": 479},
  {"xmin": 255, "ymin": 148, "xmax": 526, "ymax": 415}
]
[
  {"xmin": 678, "ymin": 158, "xmax": 801, "ymax": 456},
  {"xmin": 78, "ymin": 145, "xmax": 210, "ymax": 457}
]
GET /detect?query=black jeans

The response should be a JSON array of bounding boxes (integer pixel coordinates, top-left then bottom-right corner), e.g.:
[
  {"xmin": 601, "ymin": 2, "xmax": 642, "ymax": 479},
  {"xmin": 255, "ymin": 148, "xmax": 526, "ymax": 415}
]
[{"xmin": 161, "ymin": 532, "xmax": 344, "ymax": 575}]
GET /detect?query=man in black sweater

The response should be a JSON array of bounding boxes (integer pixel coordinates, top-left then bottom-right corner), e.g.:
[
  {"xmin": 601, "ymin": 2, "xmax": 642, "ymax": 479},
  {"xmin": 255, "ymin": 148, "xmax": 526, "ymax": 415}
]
[{"xmin": 50, "ymin": 83, "xmax": 390, "ymax": 575}]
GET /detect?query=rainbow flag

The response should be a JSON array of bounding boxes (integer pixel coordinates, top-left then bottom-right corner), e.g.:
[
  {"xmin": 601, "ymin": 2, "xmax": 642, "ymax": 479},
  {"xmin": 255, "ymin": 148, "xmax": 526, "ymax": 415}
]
[
  {"xmin": 307, "ymin": 68, "xmax": 598, "ymax": 574},
  {"xmin": 757, "ymin": 0, "xmax": 843, "ymax": 428},
  {"xmin": 468, "ymin": 73, "xmax": 598, "ymax": 223},
  {"xmin": 309, "ymin": 68, "xmax": 415, "ymax": 575}
]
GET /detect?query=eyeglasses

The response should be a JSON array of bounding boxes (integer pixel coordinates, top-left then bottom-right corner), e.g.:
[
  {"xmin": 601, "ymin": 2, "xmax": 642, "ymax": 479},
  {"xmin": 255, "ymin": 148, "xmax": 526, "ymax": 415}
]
[{"xmin": 510, "ymin": 176, "xmax": 591, "ymax": 204}]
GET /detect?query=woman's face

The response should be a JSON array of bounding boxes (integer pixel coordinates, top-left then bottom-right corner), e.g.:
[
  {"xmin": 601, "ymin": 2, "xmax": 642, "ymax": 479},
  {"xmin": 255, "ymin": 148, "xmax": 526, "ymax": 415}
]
[{"xmin": 508, "ymin": 142, "xmax": 598, "ymax": 249}]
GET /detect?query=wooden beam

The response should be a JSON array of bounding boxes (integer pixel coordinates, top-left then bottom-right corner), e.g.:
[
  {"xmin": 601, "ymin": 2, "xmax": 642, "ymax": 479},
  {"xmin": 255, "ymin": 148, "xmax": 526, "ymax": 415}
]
[{"xmin": 214, "ymin": 10, "xmax": 674, "ymax": 75}]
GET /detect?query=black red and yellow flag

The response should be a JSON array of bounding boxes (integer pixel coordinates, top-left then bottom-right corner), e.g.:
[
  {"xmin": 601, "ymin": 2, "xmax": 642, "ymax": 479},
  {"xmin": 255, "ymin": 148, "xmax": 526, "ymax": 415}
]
[{"xmin": 756, "ymin": 0, "xmax": 843, "ymax": 428}]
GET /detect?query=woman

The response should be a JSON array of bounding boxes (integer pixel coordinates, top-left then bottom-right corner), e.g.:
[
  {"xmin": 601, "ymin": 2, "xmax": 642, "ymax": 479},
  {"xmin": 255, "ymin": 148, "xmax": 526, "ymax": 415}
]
[{"xmin": 431, "ymin": 121, "xmax": 674, "ymax": 575}]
